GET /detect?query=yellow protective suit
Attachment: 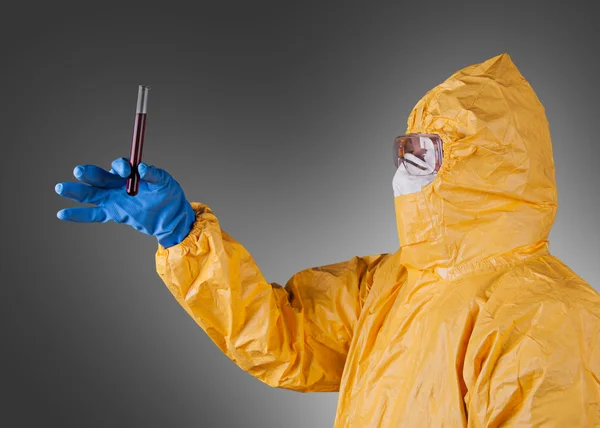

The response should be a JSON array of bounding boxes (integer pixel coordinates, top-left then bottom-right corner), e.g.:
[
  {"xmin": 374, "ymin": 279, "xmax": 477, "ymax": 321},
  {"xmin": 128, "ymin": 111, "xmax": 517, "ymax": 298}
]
[{"xmin": 156, "ymin": 53, "xmax": 600, "ymax": 427}]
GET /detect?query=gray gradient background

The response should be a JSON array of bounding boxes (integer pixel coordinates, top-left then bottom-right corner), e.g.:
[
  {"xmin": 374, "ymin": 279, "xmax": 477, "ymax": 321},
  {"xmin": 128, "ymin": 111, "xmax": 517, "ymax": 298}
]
[{"xmin": 2, "ymin": 2, "xmax": 599, "ymax": 427}]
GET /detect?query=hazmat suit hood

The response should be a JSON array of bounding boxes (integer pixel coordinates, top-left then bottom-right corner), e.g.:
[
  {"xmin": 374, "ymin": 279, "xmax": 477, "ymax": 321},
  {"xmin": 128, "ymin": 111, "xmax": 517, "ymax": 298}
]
[{"xmin": 395, "ymin": 53, "xmax": 558, "ymax": 278}]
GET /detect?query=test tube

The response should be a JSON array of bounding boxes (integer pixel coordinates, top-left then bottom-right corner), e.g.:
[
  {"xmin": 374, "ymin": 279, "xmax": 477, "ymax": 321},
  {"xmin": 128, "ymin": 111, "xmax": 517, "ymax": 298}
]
[{"xmin": 126, "ymin": 85, "xmax": 150, "ymax": 196}]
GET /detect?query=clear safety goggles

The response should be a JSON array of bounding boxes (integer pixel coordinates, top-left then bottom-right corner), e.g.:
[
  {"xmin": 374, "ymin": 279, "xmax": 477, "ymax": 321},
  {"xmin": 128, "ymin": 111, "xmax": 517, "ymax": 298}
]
[{"xmin": 393, "ymin": 133, "xmax": 444, "ymax": 175}]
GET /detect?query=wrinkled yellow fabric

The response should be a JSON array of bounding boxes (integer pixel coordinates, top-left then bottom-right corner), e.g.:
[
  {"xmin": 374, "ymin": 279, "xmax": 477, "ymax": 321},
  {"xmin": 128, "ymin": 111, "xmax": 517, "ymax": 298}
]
[{"xmin": 156, "ymin": 54, "xmax": 600, "ymax": 427}]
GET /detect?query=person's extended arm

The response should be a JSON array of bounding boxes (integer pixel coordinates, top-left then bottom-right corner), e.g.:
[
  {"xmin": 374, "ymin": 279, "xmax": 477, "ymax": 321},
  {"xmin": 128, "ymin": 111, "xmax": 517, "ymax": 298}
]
[
  {"xmin": 157, "ymin": 202, "xmax": 388, "ymax": 392},
  {"xmin": 55, "ymin": 159, "xmax": 389, "ymax": 392}
]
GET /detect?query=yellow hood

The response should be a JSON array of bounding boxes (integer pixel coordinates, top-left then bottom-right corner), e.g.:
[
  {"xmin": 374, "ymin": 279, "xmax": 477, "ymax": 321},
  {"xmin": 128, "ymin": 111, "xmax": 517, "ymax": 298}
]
[{"xmin": 395, "ymin": 53, "xmax": 558, "ymax": 277}]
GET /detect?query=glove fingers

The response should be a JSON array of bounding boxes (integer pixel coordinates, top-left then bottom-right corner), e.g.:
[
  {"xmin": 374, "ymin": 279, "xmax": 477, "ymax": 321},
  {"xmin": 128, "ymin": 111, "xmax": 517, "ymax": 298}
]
[
  {"xmin": 110, "ymin": 158, "xmax": 132, "ymax": 179},
  {"xmin": 55, "ymin": 182, "xmax": 109, "ymax": 204},
  {"xmin": 139, "ymin": 163, "xmax": 169, "ymax": 185},
  {"xmin": 57, "ymin": 207, "xmax": 110, "ymax": 223},
  {"xmin": 73, "ymin": 164, "xmax": 126, "ymax": 188}
]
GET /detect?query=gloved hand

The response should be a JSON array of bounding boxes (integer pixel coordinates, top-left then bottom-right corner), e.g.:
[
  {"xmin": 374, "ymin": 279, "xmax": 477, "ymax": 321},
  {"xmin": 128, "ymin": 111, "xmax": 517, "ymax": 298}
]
[{"xmin": 55, "ymin": 158, "xmax": 196, "ymax": 248}]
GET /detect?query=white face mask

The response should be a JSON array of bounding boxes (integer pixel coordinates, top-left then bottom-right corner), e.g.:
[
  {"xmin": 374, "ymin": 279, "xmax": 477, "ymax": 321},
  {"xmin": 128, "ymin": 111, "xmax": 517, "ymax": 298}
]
[{"xmin": 392, "ymin": 162, "xmax": 436, "ymax": 197}]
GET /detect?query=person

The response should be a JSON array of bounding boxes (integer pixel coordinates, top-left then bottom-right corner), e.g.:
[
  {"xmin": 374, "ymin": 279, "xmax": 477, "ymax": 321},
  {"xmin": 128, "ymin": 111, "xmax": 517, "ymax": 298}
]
[{"xmin": 55, "ymin": 53, "xmax": 600, "ymax": 427}]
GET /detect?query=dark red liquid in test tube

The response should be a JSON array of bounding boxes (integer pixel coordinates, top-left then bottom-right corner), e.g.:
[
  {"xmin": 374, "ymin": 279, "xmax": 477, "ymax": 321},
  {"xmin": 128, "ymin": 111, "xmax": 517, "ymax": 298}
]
[{"xmin": 126, "ymin": 85, "xmax": 150, "ymax": 196}]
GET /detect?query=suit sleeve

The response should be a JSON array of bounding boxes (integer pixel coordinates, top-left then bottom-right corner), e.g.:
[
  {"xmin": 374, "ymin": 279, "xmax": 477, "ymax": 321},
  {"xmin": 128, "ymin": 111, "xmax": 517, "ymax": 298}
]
[{"xmin": 155, "ymin": 202, "xmax": 389, "ymax": 392}]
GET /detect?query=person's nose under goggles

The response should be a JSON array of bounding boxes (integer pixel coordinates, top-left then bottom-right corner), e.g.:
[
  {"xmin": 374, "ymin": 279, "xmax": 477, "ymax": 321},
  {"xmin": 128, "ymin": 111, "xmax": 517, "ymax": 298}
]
[{"xmin": 393, "ymin": 134, "xmax": 444, "ymax": 175}]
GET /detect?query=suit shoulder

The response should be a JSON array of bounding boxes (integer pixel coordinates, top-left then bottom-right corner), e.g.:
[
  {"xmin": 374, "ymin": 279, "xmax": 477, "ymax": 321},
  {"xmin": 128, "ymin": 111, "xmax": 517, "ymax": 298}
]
[{"xmin": 494, "ymin": 254, "xmax": 600, "ymax": 311}]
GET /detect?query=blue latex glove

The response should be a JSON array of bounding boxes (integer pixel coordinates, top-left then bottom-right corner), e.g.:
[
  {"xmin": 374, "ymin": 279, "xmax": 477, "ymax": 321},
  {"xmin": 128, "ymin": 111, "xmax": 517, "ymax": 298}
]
[{"xmin": 55, "ymin": 158, "xmax": 196, "ymax": 248}]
